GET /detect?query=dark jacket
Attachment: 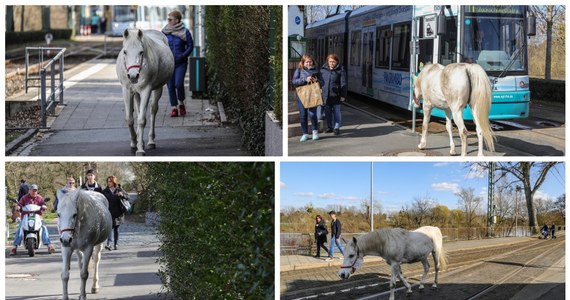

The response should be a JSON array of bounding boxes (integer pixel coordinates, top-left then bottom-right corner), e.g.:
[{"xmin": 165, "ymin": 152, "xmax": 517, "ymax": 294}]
[
  {"xmin": 81, "ymin": 182, "xmax": 103, "ymax": 193},
  {"xmin": 292, "ymin": 67, "xmax": 324, "ymax": 88},
  {"xmin": 315, "ymin": 220, "xmax": 328, "ymax": 243},
  {"xmin": 330, "ymin": 218, "xmax": 342, "ymax": 239},
  {"xmin": 103, "ymin": 187, "xmax": 129, "ymax": 226},
  {"xmin": 165, "ymin": 29, "xmax": 194, "ymax": 65},
  {"xmin": 321, "ymin": 63, "xmax": 347, "ymax": 106}
]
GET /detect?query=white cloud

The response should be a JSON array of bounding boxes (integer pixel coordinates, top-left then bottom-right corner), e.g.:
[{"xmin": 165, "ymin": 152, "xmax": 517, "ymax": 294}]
[
  {"xmin": 433, "ymin": 162, "xmax": 449, "ymax": 167},
  {"xmin": 432, "ymin": 182, "xmax": 461, "ymax": 194},
  {"xmin": 295, "ymin": 192, "xmax": 314, "ymax": 197},
  {"xmin": 533, "ymin": 190, "xmax": 551, "ymax": 200},
  {"xmin": 338, "ymin": 196, "xmax": 363, "ymax": 201},
  {"xmin": 318, "ymin": 193, "xmax": 336, "ymax": 199},
  {"xmin": 280, "ymin": 181, "xmax": 287, "ymax": 189}
]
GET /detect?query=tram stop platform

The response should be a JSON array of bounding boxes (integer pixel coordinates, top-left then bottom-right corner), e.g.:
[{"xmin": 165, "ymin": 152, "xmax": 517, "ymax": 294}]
[
  {"xmin": 6, "ymin": 57, "xmax": 248, "ymax": 156},
  {"xmin": 287, "ymin": 96, "xmax": 565, "ymax": 157}
]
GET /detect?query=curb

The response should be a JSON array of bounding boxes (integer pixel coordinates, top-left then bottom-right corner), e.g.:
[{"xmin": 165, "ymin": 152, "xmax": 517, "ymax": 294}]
[{"xmin": 5, "ymin": 129, "xmax": 38, "ymax": 156}]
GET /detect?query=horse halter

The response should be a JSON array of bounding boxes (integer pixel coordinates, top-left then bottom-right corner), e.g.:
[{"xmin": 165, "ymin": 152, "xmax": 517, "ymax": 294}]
[
  {"xmin": 340, "ymin": 245, "xmax": 360, "ymax": 274},
  {"xmin": 124, "ymin": 52, "xmax": 144, "ymax": 73}
]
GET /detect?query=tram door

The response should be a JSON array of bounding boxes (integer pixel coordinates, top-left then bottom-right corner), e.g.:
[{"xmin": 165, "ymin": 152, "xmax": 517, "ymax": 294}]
[
  {"xmin": 413, "ymin": 15, "xmax": 436, "ymax": 73},
  {"xmin": 362, "ymin": 26, "xmax": 374, "ymax": 95}
]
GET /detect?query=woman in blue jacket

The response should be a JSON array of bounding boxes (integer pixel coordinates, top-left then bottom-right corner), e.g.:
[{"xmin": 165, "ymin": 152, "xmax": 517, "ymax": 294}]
[
  {"xmin": 321, "ymin": 54, "xmax": 347, "ymax": 135},
  {"xmin": 162, "ymin": 10, "xmax": 194, "ymax": 117},
  {"xmin": 292, "ymin": 54, "xmax": 323, "ymax": 142}
]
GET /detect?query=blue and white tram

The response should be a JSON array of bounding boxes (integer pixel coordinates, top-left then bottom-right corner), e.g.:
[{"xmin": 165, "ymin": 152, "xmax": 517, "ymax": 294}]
[{"xmin": 305, "ymin": 5, "xmax": 535, "ymax": 120}]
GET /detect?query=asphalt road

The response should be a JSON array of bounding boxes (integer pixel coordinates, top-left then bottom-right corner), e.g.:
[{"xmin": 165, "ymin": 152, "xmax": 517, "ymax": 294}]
[{"xmin": 5, "ymin": 221, "xmax": 169, "ymax": 300}]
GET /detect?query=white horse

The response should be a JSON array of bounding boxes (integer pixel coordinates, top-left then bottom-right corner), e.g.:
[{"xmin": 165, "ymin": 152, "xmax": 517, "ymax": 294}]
[
  {"xmin": 338, "ymin": 226, "xmax": 447, "ymax": 300},
  {"xmin": 116, "ymin": 29, "xmax": 174, "ymax": 156},
  {"xmin": 413, "ymin": 63, "xmax": 495, "ymax": 156},
  {"xmin": 57, "ymin": 190, "xmax": 112, "ymax": 300}
]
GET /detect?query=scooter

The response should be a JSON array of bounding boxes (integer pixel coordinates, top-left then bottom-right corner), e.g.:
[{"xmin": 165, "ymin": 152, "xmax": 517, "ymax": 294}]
[{"xmin": 11, "ymin": 198, "xmax": 50, "ymax": 257}]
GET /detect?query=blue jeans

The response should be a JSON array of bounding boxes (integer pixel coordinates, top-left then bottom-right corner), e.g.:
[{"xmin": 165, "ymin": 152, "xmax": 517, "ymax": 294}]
[
  {"xmin": 329, "ymin": 236, "xmax": 345, "ymax": 257},
  {"xmin": 167, "ymin": 63, "xmax": 188, "ymax": 107},
  {"xmin": 14, "ymin": 219, "xmax": 51, "ymax": 247},
  {"xmin": 296, "ymin": 98, "xmax": 318, "ymax": 135},
  {"xmin": 325, "ymin": 104, "xmax": 342, "ymax": 129}
]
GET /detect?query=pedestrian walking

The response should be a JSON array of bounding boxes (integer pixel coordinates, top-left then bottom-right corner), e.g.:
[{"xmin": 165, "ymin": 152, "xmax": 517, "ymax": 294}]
[
  {"xmin": 81, "ymin": 169, "xmax": 103, "ymax": 193},
  {"xmin": 162, "ymin": 10, "xmax": 194, "ymax": 117},
  {"xmin": 314, "ymin": 215, "xmax": 329, "ymax": 258},
  {"xmin": 550, "ymin": 224, "xmax": 556, "ymax": 239},
  {"xmin": 103, "ymin": 176, "xmax": 129, "ymax": 250},
  {"xmin": 18, "ymin": 179, "xmax": 29, "ymax": 201},
  {"xmin": 54, "ymin": 177, "xmax": 76, "ymax": 211},
  {"xmin": 326, "ymin": 210, "xmax": 345, "ymax": 261},
  {"xmin": 292, "ymin": 54, "xmax": 323, "ymax": 142},
  {"xmin": 321, "ymin": 53, "xmax": 347, "ymax": 136}
]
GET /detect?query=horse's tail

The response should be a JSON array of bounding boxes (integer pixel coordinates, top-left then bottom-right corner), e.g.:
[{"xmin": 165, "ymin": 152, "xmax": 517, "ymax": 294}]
[
  {"xmin": 467, "ymin": 63, "xmax": 495, "ymax": 153},
  {"xmin": 437, "ymin": 242, "xmax": 448, "ymax": 272}
]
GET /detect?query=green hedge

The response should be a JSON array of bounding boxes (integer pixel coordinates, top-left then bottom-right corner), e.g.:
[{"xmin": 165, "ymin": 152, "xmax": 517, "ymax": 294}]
[
  {"xmin": 529, "ymin": 78, "xmax": 565, "ymax": 104},
  {"xmin": 205, "ymin": 6, "xmax": 282, "ymax": 156},
  {"xmin": 138, "ymin": 162, "xmax": 274, "ymax": 299},
  {"xmin": 6, "ymin": 30, "xmax": 72, "ymax": 45}
]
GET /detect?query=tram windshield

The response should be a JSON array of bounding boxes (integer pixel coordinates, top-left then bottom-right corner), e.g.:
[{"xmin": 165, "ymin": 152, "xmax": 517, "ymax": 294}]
[{"xmin": 462, "ymin": 7, "xmax": 527, "ymax": 75}]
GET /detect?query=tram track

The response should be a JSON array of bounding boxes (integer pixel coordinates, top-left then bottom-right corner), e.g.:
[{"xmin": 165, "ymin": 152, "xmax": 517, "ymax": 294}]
[{"xmin": 281, "ymin": 236, "xmax": 564, "ymax": 300}]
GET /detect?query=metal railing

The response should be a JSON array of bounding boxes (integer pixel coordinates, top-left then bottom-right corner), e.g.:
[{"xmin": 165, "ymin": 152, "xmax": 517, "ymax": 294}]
[
  {"xmin": 280, "ymin": 225, "xmax": 565, "ymax": 255},
  {"xmin": 25, "ymin": 47, "xmax": 66, "ymax": 128}
]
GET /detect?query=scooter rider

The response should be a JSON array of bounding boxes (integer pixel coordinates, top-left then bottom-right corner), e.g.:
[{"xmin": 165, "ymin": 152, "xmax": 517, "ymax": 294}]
[{"xmin": 10, "ymin": 184, "xmax": 55, "ymax": 256}]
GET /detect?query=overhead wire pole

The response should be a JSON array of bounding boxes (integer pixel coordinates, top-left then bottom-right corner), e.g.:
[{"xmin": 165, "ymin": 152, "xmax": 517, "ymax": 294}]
[
  {"xmin": 370, "ymin": 162, "xmax": 374, "ymax": 232},
  {"xmin": 487, "ymin": 162, "xmax": 496, "ymax": 237}
]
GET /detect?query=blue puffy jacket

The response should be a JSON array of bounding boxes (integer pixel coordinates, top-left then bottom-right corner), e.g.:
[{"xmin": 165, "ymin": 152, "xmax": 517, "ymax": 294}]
[
  {"xmin": 321, "ymin": 63, "xmax": 347, "ymax": 106},
  {"xmin": 165, "ymin": 29, "xmax": 194, "ymax": 65}
]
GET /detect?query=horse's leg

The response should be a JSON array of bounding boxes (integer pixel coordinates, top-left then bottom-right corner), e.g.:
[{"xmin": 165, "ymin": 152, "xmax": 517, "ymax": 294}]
[
  {"xmin": 418, "ymin": 103, "xmax": 432, "ymax": 150},
  {"xmin": 91, "ymin": 244, "xmax": 103, "ymax": 294},
  {"xmin": 432, "ymin": 250, "xmax": 440, "ymax": 288},
  {"xmin": 79, "ymin": 246, "xmax": 94, "ymax": 300},
  {"xmin": 122, "ymin": 88, "xmax": 137, "ymax": 150},
  {"xmin": 136, "ymin": 87, "xmax": 152, "ymax": 156},
  {"xmin": 419, "ymin": 258, "xmax": 430, "ymax": 290},
  {"xmin": 389, "ymin": 263, "xmax": 398, "ymax": 300},
  {"xmin": 395, "ymin": 263, "xmax": 412, "ymax": 294},
  {"xmin": 61, "ymin": 247, "xmax": 73, "ymax": 300},
  {"xmin": 471, "ymin": 106, "xmax": 485, "ymax": 156},
  {"xmin": 443, "ymin": 109, "xmax": 456, "ymax": 155},
  {"xmin": 451, "ymin": 110, "xmax": 468, "ymax": 156},
  {"xmin": 147, "ymin": 87, "xmax": 162, "ymax": 149}
]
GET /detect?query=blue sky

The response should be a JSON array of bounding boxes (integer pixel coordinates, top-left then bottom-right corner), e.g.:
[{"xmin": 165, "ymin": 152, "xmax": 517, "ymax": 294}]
[{"xmin": 280, "ymin": 162, "xmax": 565, "ymax": 212}]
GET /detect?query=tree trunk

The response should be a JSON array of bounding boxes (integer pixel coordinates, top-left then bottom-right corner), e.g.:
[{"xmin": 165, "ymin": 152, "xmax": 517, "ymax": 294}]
[{"xmin": 544, "ymin": 6, "xmax": 554, "ymax": 80}]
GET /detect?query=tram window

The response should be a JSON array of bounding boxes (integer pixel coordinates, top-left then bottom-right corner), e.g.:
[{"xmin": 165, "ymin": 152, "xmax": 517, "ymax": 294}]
[
  {"xmin": 351, "ymin": 30, "xmax": 362, "ymax": 66},
  {"xmin": 375, "ymin": 26, "xmax": 391, "ymax": 69},
  {"xmin": 391, "ymin": 22, "xmax": 411, "ymax": 71},
  {"xmin": 439, "ymin": 16, "xmax": 457, "ymax": 65}
]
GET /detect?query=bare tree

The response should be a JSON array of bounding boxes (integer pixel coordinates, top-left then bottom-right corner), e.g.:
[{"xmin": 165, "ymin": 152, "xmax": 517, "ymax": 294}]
[
  {"xmin": 409, "ymin": 195, "xmax": 436, "ymax": 228},
  {"xmin": 532, "ymin": 5, "xmax": 566, "ymax": 79},
  {"xmin": 473, "ymin": 162, "xmax": 561, "ymax": 234},
  {"xmin": 455, "ymin": 187, "xmax": 483, "ymax": 230}
]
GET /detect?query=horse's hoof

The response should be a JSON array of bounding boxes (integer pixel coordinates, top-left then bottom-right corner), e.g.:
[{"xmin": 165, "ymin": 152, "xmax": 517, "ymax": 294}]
[
  {"xmin": 136, "ymin": 151, "xmax": 146, "ymax": 156},
  {"xmin": 431, "ymin": 284, "xmax": 438, "ymax": 289},
  {"xmin": 419, "ymin": 285, "xmax": 425, "ymax": 290},
  {"xmin": 92, "ymin": 287, "xmax": 100, "ymax": 294},
  {"xmin": 147, "ymin": 143, "xmax": 156, "ymax": 149}
]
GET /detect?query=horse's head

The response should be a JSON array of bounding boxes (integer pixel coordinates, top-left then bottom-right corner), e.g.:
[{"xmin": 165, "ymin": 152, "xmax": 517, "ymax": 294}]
[
  {"xmin": 58, "ymin": 190, "xmax": 79, "ymax": 247},
  {"xmin": 412, "ymin": 74, "xmax": 422, "ymax": 108},
  {"xmin": 338, "ymin": 236, "xmax": 364, "ymax": 280},
  {"xmin": 122, "ymin": 29, "xmax": 145, "ymax": 84}
]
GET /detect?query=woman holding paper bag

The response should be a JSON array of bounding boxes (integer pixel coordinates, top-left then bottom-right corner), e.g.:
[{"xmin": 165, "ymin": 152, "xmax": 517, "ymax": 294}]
[{"xmin": 292, "ymin": 54, "xmax": 324, "ymax": 142}]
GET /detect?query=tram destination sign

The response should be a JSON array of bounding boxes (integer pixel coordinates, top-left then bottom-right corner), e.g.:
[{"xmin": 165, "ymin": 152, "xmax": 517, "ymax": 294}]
[{"xmin": 465, "ymin": 5, "xmax": 525, "ymax": 16}]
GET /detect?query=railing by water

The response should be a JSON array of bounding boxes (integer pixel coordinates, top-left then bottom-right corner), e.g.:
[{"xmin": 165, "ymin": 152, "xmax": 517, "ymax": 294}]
[{"xmin": 25, "ymin": 47, "xmax": 66, "ymax": 128}]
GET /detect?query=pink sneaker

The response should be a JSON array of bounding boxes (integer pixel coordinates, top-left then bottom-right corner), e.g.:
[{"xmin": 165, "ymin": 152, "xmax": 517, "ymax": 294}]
[{"xmin": 179, "ymin": 104, "xmax": 187, "ymax": 116}]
